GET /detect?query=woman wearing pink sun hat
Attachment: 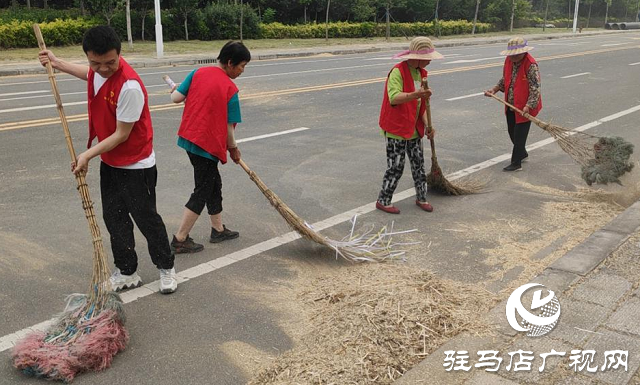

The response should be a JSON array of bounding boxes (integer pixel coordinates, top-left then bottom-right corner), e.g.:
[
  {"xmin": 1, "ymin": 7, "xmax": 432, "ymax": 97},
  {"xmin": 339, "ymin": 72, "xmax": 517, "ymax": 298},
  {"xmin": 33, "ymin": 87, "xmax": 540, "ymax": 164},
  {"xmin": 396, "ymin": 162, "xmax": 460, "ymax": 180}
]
[
  {"xmin": 485, "ymin": 36, "xmax": 542, "ymax": 172},
  {"xmin": 376, "ymin": 36, "xmax": 444, "ymax": 215}
]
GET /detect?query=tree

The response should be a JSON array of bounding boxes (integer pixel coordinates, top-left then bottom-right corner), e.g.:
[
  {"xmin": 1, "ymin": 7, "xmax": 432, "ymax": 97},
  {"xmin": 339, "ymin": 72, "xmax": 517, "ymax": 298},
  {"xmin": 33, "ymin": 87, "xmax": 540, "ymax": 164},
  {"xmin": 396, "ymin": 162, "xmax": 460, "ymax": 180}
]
[
  {"xmin": 472, "ymin": 0, "xmax": 481, "ymax": 34},
  {"xmin": 300, "ymin": 0, "xmax": 312, "ymax": 22},
  {"xmin": 133, "ymin": 0, "xmax": 153, "ymax": 40},
  {"xmin": 175, "ymin": 0, "xmax": 199, "ymax": 41},
  {"xmin": 584, "ymin": 0, "xmax": 594, "ymax": 27},
  {"xmin": 87, "ymin": 0, "xmax": 123, "ymax": 25},
  {"xmin": 604, "ymin": 0, "xmax": 610, "ymax": 24},
  {"xmin": 325, "ymin": 0, "xmax": 330, "ymax": 41},
  {"xmin": 126, "ymin": 0, "xmax": 133, "ymax": 49}
]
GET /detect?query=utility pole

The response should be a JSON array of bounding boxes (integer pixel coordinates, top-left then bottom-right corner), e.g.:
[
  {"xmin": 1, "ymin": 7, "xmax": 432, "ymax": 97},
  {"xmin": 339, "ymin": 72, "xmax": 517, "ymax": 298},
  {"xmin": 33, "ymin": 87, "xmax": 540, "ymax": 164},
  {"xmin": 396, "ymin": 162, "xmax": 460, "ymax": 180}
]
[
  {"xmin": 472, "ymin": 0, "xmax": 481, "ymax": 35},
  {"xmin": 154, "ymin": 0, "xmax": 164, "ymax": 58},
  {"xmin": 572, "ymin": 0, "xmax": 580, "ymax": 33}
]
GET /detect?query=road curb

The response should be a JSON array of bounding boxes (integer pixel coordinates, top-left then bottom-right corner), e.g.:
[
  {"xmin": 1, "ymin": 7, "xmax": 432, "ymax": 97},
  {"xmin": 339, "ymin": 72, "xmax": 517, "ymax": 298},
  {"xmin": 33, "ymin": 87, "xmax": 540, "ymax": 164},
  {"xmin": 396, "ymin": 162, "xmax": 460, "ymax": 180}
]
[
  {"xmin": 395, "ymin": 199, "xmax": 640, "ymax": 384},
  {"xmin": 0, "ymin": 30, "xmax": 632, "ymax": 77}
]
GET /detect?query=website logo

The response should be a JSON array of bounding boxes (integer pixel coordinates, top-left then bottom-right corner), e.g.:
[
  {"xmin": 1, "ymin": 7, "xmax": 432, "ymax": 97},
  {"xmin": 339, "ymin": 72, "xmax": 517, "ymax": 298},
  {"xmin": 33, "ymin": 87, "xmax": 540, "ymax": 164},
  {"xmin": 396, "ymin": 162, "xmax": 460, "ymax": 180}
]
[{"xmin": 505, "ymin": 283, "xmax": 561, "ymax": 337}]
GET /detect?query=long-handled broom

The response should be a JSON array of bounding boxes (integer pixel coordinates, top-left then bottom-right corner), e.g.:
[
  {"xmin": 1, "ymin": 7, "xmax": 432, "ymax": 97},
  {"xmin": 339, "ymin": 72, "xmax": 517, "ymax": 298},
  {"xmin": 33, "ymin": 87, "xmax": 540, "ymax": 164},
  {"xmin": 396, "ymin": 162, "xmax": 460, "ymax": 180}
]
[
  {"xmin": 488, "ymin": 93, "xmax": 634, "ymax": 185},
  {"xmin": 422, "ymin": 78, "xmax": 484, "ymax": 195},
  {"xmin": 11, "ymin": 25, "xmax": 128, "ymax": 382},
  {"xmin": 237, "ymin": 159, "xmax": 415, "ymax": 262}
]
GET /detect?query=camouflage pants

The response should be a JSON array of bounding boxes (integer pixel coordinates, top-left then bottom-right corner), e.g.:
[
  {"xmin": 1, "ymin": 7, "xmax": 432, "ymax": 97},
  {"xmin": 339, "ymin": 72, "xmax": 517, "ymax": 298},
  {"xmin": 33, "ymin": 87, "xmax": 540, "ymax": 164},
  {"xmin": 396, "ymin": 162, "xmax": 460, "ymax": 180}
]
[{"xmin": 378, "ymin": 136, "xmax": 428, "ymax": 206}]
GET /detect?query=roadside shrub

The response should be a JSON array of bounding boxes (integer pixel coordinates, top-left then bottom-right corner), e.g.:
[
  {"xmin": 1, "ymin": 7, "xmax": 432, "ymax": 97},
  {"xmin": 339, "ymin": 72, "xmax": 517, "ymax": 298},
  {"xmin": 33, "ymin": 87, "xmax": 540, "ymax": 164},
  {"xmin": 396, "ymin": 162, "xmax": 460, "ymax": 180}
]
[
  {"xmin": 0, "ymin": 7, "xmax": 84, "ymax": 23},
  {"xmin": 200, "ymin": 3, "xmax": 260, "ymax": 40},
  {"xmin": 259, "ymin": 20, "xmax": 492, "ymax": 39},
  {"xmin": 0, "ymin": 18, "xmax": 98, "ymax": 49}
]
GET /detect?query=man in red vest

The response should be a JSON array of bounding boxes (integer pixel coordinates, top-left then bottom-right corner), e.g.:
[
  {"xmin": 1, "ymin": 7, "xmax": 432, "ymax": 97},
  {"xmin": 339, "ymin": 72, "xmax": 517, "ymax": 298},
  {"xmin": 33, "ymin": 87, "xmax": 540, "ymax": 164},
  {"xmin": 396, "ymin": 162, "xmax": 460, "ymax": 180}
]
[
  {"xmin": 377, "ymin": 37, "xmax": 443, "ymax": 215},
  {"xmin": 485, "ymin": 36, "xmax": 542, "ymax": 172},
  {"xmin": 38, "ymin": 26, "xmax": 177, "ymax": 294}
]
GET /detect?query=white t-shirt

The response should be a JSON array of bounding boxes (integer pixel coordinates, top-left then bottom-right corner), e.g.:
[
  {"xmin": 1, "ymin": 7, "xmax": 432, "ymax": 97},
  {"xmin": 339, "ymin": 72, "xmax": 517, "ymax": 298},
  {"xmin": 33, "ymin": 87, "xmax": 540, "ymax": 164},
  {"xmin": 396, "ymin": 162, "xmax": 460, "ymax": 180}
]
[{"xmin": 93, "ymin": 74, "xmax": 155, "ymax": 169}]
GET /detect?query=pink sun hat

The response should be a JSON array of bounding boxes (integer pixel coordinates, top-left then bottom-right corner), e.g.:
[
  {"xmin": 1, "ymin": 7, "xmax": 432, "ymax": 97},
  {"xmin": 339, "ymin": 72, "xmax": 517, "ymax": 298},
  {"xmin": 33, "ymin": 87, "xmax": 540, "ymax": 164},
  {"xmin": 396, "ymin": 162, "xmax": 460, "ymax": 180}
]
[{"xmin": 392, "ymin": 37, "xmax": 444, "ymax": 60}]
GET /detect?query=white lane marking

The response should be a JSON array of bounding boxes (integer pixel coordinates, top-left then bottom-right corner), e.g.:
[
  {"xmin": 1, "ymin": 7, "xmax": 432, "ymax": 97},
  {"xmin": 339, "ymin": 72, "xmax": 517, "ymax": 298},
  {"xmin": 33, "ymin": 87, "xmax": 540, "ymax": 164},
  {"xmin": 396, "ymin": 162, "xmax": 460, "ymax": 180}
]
[
  {"xmin": 602, "ymin": 43, "xmax": 629, "ymax": 47},
  {"xmin": 0, "ymin": 90, "xmax": 49, "ymax": 97},
  {"xmin": 235, "ymin": 63, "xmax": 391, "ymax": 80},
  {"xmin": 446, "ymin": 92, "xmax": 484, "ymax": 101},
  {"xmin": 0, "ymin": 78, "xmax": 77, "ymax": 87},
  {"xmin": 445, "ymin": 56, "xmax": 502, "ymax": 64},
  {"xmin": 237, "ymin": 127, "xmax": 311, "ymax": 143},
  {"xmin": 0, "ymin": 91, "xmax": 84, "ymax": 102},
  {"xmin": 629, "ymin": 62, "xmax": 640, "ymax": 66},
  {"xmin": 0, "ymin": 101, "xmax": 86, "ymax": 114},
  {"xmin": 560, "ymin": 72, "xmax": 591, "ymax": 79},
  {"xmin": 3, "ymin": 103, "xmax": 640, "ymax": 353}
]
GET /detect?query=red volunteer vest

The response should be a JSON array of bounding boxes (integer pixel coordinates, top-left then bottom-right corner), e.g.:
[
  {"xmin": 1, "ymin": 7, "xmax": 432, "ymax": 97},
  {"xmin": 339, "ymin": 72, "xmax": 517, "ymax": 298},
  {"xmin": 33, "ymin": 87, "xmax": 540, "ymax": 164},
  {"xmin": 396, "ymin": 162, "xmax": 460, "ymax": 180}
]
[
  {"xmin": 503, "ymin": 53, "xmax": 542, "ymax": 124},
  {"xmin": 177, "ymin": 66, "xmax": 238, "ymax": 164},
  {"xmin": 87, "ymin": 57, "xmax": 153, "ymax": 167},
  {"xmin": 379, "ymin": 61, "xmax": 428, "ymax": 139}
]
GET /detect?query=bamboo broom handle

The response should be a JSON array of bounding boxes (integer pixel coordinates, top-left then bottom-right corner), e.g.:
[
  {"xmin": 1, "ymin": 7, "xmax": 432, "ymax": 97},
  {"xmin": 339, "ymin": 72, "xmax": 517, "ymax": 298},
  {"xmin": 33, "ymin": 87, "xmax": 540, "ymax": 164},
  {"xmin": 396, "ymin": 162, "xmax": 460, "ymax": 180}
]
[
  {"xmin": 488, "ymin": 92, "xmax": 534, "ymax": 121},
  {"xmin": 33, "ymin": 24, "xmax": 78, "ymax": 163},
  {"xmin": 421, "ymin": 78, "xmax": 436, "ymax": 158}
]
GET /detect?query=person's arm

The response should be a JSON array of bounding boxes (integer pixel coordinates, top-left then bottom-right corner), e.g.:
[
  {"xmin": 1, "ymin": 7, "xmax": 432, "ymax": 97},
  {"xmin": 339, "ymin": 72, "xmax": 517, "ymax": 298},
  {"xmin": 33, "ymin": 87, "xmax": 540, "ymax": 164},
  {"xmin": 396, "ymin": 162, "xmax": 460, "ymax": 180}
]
[
  {"xmin": 38, "ymin": 50, "xmax": 89, "ymax": 81},
  {"xmin": 484, "ymin": 77, "xmax": 505, "ymax": 96},
  {"xmin": 387, "ymin": 68, "xmax": 431, "ymax": 106},
  {"xmin": 171, "ymin": 69, "xmax": 196, "ymax": 103},
  {"xmin": 72, "ymin": 121, "xmax": 134, "ymax": 174},
  {"xmin": 524, "ymin": 63, "xmax": 541, "ymax": 114}
]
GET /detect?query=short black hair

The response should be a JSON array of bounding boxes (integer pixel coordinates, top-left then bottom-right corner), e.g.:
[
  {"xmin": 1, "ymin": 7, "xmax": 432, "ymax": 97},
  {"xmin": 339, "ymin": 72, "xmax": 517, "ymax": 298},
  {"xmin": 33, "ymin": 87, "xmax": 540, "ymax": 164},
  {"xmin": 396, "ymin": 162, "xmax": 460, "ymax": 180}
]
[
  {"xmin": 82, "ymin": 26, "xmax": 121, "ymax": 55},
  {"xmin": 217, "ymin": 41, "xmax": 251, "ymax": 66}
]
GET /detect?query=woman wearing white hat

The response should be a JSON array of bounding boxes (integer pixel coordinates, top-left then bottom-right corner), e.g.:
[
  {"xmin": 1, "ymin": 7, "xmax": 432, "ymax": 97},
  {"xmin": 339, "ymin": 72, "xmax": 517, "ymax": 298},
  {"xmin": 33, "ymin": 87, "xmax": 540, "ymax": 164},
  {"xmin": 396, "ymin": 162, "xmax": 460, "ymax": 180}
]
[
  {"xmin": 485, "ymin": 36, "xmax": 542, "ymax": 172},
  {"xmin": 376, "ymin": 36, "xmax": 444, "ymax": 214}
]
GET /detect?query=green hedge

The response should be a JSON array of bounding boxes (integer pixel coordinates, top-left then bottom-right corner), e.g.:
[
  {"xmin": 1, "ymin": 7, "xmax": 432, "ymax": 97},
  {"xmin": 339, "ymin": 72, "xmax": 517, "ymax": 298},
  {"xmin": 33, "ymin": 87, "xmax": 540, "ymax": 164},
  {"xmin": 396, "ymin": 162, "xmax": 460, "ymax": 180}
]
[
  {"xmin": 260, "ymin": 20, "xmax": 493, "ymax": 39},
  {"xmin": 0, "ymin": 18, "xmax": 98, "ymax": 49},
  {"xmin": 0, "ymin": 7, "xmax": 84, "ymax": 23}
]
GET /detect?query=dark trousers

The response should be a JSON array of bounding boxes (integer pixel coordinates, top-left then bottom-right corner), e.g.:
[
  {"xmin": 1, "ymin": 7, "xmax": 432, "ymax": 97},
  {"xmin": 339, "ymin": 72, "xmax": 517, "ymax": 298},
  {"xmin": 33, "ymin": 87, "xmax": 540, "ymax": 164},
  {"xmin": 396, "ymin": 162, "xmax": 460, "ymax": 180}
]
[
  {"xmin": 185, "ymin": 152, "xmax": 223, "ymax": 216},
  {"xmin": 378, "ymin": 137, "xmax": 428, "ymax": 206},
  {"xmin": 506, "ymin": 109, "xmax": 531, "ymax": 165},
  {"xmin": 100, "ymin": 162, "xmax": 174, "ymax": 275}
]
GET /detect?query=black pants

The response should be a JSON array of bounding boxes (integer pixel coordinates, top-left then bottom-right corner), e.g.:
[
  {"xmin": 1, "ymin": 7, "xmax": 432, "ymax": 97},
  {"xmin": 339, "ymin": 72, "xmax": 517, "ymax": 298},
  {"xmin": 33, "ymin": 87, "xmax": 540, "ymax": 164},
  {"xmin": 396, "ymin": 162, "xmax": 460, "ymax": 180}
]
[
  {"xmin": 100, "ymin": 162, "xmax": 174, "ymax": 275},
  {"xmin": 506, "ymin": 109, "xmax": 531, "ymax": 165},
  {"xmin": 185, "ymin": 152, "xmax": 223, "ymax": 216},
  {"xmin": 378, "ymin": 137, "xmax": 428, "ymax": 206}
]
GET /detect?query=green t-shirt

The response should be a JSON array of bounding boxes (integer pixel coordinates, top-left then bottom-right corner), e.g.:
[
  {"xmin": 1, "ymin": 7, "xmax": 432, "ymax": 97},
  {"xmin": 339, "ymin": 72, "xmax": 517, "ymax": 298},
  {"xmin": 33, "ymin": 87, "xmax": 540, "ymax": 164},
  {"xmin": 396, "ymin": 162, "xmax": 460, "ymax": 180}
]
[
  {"xmin": 381, "ymin": 66, "xmax": 422, "ymax": 140},
  {"xmin": 176, "ymin": 68, "xmax": 242, "ymax": 161}
]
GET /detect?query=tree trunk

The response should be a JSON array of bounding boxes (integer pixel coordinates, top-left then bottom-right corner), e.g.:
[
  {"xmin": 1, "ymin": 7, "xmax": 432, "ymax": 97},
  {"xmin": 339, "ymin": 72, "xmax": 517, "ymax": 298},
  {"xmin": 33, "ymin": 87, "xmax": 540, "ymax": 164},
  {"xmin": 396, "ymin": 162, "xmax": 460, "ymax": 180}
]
[
  {"xmin": 472, "ymin": 0, "xmax": 481, "ymax": 34},
  {"xmin": 604, "ymin": 1, "xmax": 609, "ymax": 25},
  {"xmin": 325, "ymin": 0, "xmax": 330, "ymax": 41},
  {"xmin": 11, "ymin": 0, "xmax": 17, "ymax": 7},
  {"xmin": 509, "ymin": 0, "xmax": 516, "ymax": 32},
  {"xmin": 304, "ymin": 6, "xmax": 307, "ymax": 23},
  {"xmin": 79, "ymin": 0, "xmax": 85, "ymax": 16},
  {"xmin": 435, "ymin": 0, "xmax": 441, "ymax": 36},
  {"xmin": 43, "ymin": 0, "xmax": 48, "ymax": 8},
  {"xmin": 385, "ymin": 5, "xmax": 390, "ymax": 41},
  {"xmin": 586, "ymin": 3, "xmax": 592, "ymax": 28},
  {"xmin": 543, "ymin": 0, "xmax": 550, "ymax": 31},
  {"xmin": 142, "ymin": 13, "xmax": 146, "ymax": 41},
  {"xmin": 27, "ymin": 0, "xmax": 31, "ymax": 9},
  {"xmin": 240, "ymin": 0, "xmax": 244, "ymax": 42},
  {"xmin": 184, "ymin": 15, "xmax": 189, "ymax": 40},
  {"xmin": 126, "ymin": 0, "xmax": 133, "ymax": 49}
]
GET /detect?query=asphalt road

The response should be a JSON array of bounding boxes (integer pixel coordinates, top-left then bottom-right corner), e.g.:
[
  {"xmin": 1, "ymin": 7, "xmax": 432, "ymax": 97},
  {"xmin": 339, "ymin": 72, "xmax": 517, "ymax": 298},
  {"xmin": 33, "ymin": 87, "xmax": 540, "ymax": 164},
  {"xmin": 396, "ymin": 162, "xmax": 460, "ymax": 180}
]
[{"xmin": 1, "ymin": 32, "xmax": 640, "ymax": 384}]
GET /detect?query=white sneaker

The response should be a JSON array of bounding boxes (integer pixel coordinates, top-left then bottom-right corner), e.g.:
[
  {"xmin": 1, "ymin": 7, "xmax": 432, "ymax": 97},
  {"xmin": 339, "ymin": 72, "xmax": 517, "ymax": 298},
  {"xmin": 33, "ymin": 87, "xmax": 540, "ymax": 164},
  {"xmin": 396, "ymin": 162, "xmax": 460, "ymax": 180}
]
[
  {"xmin": 159, "ymin": 268, "xmax": 177, "ymax": 294},
  {"xmin": 109, "ymin": 269, "xmax": 142, "ymax": 292}
]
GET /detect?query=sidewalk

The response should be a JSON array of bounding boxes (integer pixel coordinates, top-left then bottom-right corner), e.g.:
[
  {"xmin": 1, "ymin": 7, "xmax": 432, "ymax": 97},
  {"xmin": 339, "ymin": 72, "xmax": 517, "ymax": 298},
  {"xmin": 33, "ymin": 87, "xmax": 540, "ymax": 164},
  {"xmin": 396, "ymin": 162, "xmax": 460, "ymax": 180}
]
[
  {"xmin": 0, "ymin": 29, "xmax": 632, "ymax": 77},
  {"xmin": 395, "ymin": 200, "xmax": 640, "ymax": 384}
]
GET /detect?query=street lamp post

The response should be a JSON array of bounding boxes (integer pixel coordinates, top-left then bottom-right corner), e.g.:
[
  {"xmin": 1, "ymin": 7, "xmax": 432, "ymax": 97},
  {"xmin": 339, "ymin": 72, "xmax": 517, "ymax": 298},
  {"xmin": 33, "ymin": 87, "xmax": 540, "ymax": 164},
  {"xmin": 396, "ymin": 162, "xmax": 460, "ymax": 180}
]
[
  {"xmin": 572, "ymin": 0, "xmax": 580, "ymax": 33},
  {"xmin": 154, "ymin": 0, "xmax": 164, "ymax": 58}
]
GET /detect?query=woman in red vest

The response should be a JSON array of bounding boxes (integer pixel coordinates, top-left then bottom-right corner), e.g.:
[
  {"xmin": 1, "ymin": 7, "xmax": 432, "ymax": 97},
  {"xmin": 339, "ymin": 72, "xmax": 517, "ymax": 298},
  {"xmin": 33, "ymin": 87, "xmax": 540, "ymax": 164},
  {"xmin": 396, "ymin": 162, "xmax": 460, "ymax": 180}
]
[
  {"xmin": 169, "ymin": 42, "xmax": 250, "ymax": 253},
  {"xmin": 485, "ymin": 37, "xmax": 542, "ymax": 172},
  {"xmin": 38, "ymin": 26, "xmax": 177, "ymax": 294},
  {"xmin": 377, "ymin": 37, "xmax": 443, "ymax": 214}
]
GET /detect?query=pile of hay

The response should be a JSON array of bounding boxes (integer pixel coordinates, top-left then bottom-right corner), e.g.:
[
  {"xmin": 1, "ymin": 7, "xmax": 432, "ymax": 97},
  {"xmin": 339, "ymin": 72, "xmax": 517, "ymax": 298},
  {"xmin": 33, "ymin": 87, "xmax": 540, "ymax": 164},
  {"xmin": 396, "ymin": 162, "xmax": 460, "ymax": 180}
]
[
  {"xmin": 581, "ymin": 136, "xmax": 635, "ymax": 186},
  {"xmin": 249, "ymin": 264, "xmax": 494, "ymax": 384}
]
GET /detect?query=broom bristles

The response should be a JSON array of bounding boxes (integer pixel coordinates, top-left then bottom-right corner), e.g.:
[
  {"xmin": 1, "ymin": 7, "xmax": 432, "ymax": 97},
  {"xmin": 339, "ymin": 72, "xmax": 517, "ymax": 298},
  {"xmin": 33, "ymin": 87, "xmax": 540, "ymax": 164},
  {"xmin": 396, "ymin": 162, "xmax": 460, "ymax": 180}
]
[{"xmin": 240, "ymin": 160, "xmax": 416, "ymax": 262}]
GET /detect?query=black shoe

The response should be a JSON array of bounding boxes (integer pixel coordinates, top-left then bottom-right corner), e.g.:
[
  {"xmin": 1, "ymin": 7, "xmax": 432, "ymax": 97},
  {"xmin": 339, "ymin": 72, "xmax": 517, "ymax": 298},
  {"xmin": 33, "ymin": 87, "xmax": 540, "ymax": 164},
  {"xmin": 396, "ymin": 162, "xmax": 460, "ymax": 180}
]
[
  {"xmin": 503, "ymin": 163, "xmax": 522, "ymax": 172},
  {"xmin": 171, "ymin": 235, "xmax": 204, "ymax": 254},
  {"xmin": 210, "ymin": 225, "xmax": 239, "ymax": 243},
  {"xmin": 522, "ymin": 152, "xmax": 529, "ymax": 162}
]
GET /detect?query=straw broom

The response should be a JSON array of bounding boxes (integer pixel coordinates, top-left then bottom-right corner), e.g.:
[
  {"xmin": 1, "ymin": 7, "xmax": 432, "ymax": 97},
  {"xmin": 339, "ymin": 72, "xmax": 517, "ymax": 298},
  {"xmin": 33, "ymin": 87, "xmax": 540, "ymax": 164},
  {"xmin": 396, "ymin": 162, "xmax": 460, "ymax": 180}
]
[
  {"xmin": 422, "ymin": 78, "xmax": 483, "ymax": 195},
  {"xmin": 12, "ymin": 25, "xmax": 127, "ymax": 382},
  {"xmin": 237, "ymin": 159, "xmax": 416, "ymax": 262},
  {"xmin": 488, "ymin": 93, "xmax": 634, "ymax": 185}
]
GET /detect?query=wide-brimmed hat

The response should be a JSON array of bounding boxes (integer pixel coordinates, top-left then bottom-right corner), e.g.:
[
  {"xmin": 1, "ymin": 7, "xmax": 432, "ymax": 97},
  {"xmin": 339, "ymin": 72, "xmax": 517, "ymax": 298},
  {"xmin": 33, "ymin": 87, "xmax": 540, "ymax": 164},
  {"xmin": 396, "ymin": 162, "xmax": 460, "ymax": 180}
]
[
  {"xmin": 500, "ymin": 36, "xmax": 534, "ymax": 56},
  {"xmin": 393, "ymin": 37, "xmax": 444, "ymax": 60}
]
